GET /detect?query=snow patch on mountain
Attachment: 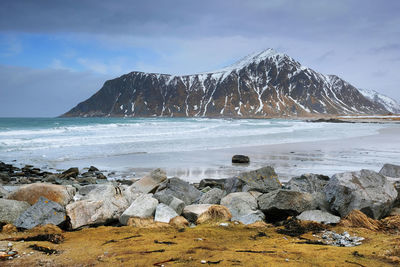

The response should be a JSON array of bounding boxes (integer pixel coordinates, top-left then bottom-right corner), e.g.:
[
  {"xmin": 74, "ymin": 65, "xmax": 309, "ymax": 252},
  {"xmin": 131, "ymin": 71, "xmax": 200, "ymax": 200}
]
[{"xmin": 358, "ymin": 88, "xmax": 400, "ymax": 114}]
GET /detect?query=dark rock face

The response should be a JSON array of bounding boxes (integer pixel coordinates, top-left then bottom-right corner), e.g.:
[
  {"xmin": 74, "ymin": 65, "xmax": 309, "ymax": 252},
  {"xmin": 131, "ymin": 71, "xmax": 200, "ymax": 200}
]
[
  {"xmin": 237, "ymin": 166, "xmax": 281, "ymax": 193},
  {"xmin": 232, "ymin": 155, "xmax": 250, "ymax": 164},
  {"xmin": 14, "ymin": 197, "xmax": 66, "ymax": 229},
  {"xmin": 61, "ymin": 49, "xmax": 389, "ymax": 118},
  {"xmin": 324, "ymin": 170, "xmax": 398, "ymax": 219},
  {"xmin": 155, "ymin": 177, "xmax": 202, "ymax": 205}
]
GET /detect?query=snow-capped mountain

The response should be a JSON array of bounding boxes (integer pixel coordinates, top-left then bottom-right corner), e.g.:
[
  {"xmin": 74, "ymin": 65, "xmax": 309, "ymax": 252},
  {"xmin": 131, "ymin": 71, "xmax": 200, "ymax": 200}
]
[
  {"xmin": 62, "ymin": 48, "xmax": 390, "ymax": 117},
  {"xmin": 358, "ymin": 88, "xmax": 400, "ymax": 114}
]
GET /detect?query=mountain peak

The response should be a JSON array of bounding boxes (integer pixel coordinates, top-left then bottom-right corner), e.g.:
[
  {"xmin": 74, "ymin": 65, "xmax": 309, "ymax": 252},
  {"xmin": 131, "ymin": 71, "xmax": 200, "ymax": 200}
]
[{"xmin": 210, "ymin": 48, "xmax": 287, "ymax": 74}]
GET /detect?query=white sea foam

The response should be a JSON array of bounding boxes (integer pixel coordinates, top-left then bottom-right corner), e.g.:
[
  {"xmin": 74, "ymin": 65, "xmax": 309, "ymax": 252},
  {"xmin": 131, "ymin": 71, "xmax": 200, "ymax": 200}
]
[{"xmin": 0, "ymin": 118, "xmax": 385, "ymax": 166}]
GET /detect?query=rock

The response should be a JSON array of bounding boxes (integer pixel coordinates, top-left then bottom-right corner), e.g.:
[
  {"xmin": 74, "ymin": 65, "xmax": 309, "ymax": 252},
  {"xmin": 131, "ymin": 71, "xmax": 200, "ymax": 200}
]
[
  {"xmin": 0, "ymin": 185, "xmax": 9, "ymax": 198},
  {"xmin": 237, "ymin": 167, "xmax": 281, "ymax": 193},
  {"xmin": 297, "ymin": 210, "xmax": 341, "ymax": 224},
  {"xmin": 156, "ymin": 177, "xmax": 202, "ymax": 205},
  {"xmin": 119, "ymin": 194, "xmax": 158, "ymax": 225},
  {"xmin": 60, "ymin": 167, "xmax": 79, "ymax": 179},
  {"xmin": 129, "ymin": 168, "xmax": 167, "ymax": 194},
  {"xmin": 232, "ymin": 155, "xmax": 250, "ymax": 164},
  {"xmin": 379, "ymin": 163, "xmax": 400, "ymax": 178},
  {"xmin": 66, "ymin": 185, "xmax": 129, "ymax": 229},
  {"xmin": 258, "ymin": 189, "xmax": 316, "ymax": 221},
  {"xmin": 153, "ymin": 192, "xmax": 185, "ymax": 215},
  {"xmin": 0, "ymin": 199, "xmax": 31, "ymax": 224},
  {"xmin": 286, "ymin": 173, "xmax": 330, "ymax": 211},
  {"xmin": 220, "ymin": 192, "xmax": 265, "ymax": 224},
  {"xmin": 324, "ymin": 169, "xmax": 398, "ymax": 219},
  {"xmin": 169, "ymin": 216, "xmax": 189, "ymax": 228},
  {"xmin": 1, "ymin": 224, "xmax": 17, "ymax": 233},
  {"xmin": 88, "ymin": 166, "xmax": 99, "ymax": 172},
  {"xmin": 182, "ymin": 204, "xmax": 212, "ymax": 222},
  {"xmin": 76, "ymin": 177, "xmax": 97, "ymax": 185},
  {"xmin": 286, "ymin": 173, "xmax": 329, "ymax": 193},
  {"xmin": 196, "ymin": 205, "xmax": 232, "ymax": 224},
  {"xmin": 14, "ymin": 197, "xmax": 66, "ymax": 229},
  {"xmin": 199, "ymin": 188, "xmax": 224, "ymax": 204},
  {"xmin": 198, "ymin": 177, "xmax": 244, "ymax": 194},
  {"xmin": 154, "ymin": 203, "xmax": 178, "ymax": 223},
  {"xmin": 7, "ymin": 183, "xmax": 76, "ymax": 206}
]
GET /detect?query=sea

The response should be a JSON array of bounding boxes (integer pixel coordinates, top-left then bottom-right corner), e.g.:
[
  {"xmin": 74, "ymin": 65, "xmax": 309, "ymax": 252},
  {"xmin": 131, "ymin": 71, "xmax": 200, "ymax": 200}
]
[{"xmin": 0, "ymin": 117, "xmax": 399, "ymax": 182}]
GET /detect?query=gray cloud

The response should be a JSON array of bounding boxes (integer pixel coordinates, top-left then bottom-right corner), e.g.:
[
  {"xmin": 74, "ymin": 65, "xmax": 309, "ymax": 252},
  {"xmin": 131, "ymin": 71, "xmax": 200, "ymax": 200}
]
[{"xmin": 0, "ymin": 65, "xmax": 108, "ymax": 117}]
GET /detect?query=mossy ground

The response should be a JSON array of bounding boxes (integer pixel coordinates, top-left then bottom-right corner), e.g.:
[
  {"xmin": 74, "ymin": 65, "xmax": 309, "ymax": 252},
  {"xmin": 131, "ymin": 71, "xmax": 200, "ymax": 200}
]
[{"xmin": 1, "ymin": 223, "xmax": 399, "ymax": 266}]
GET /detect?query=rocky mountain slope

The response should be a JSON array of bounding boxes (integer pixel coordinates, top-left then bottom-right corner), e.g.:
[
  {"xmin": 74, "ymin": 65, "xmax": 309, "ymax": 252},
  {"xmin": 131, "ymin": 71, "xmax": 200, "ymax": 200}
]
[
  {"xmin": 358, "ymin": 88, "xmax": 400, "ymax": 114},
  {"xmin": 62, "ymin": 49, "xmax": 394, "ymax": 117}
]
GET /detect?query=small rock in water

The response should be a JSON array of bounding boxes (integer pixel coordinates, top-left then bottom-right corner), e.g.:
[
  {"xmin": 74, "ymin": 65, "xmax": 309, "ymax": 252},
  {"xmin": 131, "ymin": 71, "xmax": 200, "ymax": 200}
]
[{"xmin": 232, "ymin": 155, "xmax": 250, "ymax": 164}]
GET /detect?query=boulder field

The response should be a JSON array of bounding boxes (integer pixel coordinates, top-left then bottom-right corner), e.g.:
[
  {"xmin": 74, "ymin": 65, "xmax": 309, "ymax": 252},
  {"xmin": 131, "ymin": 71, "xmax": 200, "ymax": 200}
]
[{"xmin": 1, "ymin": 161, "xmax": 400, "ymax": 231}]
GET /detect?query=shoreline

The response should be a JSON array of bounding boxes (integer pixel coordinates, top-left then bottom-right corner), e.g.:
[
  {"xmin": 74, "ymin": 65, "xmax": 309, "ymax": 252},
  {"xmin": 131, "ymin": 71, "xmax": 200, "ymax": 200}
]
[{"xmin": 44, "ymin": 123, "xmax": 400, "ymax": 183}]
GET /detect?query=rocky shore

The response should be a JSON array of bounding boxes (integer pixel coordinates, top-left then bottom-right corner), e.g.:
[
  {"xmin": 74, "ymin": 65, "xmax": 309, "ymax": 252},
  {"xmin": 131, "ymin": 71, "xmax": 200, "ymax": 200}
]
[{"xmin": 1, "ymin": 160, "xmax": 400, "ymax": 265}]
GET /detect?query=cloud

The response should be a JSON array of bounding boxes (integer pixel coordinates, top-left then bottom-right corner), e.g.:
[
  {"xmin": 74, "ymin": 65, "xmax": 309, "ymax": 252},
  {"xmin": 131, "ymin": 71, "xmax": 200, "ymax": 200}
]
[
  {"xmin": 0, "ymin": 65, "xmax": 109, "ymax": 117},
  {"xmin": 0, "ymin": 35, "xmax": 22, "ymax": 56}
]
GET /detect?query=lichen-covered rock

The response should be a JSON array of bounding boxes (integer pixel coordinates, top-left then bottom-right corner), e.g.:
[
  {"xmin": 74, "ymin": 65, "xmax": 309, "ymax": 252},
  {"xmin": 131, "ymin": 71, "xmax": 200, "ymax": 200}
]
[
  {"xmin": 14, "ymin": 197, "xmax": 66, "ymax": 229},
  {"xmin": 154, "ymin": 203, "xmax": 178, "ymax": 223},
  {"xmin": 297, "ymin": 210, "xmax": 340, "ymax": 224},
  {"xmin": 286, "ymin": 173, "xmax": 330, "ymax": 211},
  {"xmin": 258, "ymin": 189, "xmax": 316, "ymax": 221},
  {"xmin": 220, "ymin": 192, "xmax": 265, "ymax": 224},
  {"xmin": 128, "ymin": 168, "xmax": 167, "ymax": 194},
  {"xmin": 0, "ymin": 198, "xmax": 31, "ymax": 224},
  {"xmin": 325, "ymin": 169, "xmax": 398, "ymax": 219},
  {"xmin": 155, "ymin": 177, "xmax": 202, "ymax": 205},
  {"xmin": 199, "ymin": 188, "xmax": 224, "ymax": 204},
  {"xmin": 379, "ymin": 163, "xmax": 400, "ymax": 178},
  {"xmin": 153, "ymin": 192, "xmax": 185, "ymax": 215},
  {"xmin": 66, "ymin": 185, "xmax": 129, "ymax": 229},
  {"xmin": 7, "ymin": 183, "xmax": 75, "ymax": 206},
  {"xmin": 237, "ymin": 167, "xmax": 281, "ymax": 193},
  {"xmin": 182, "ymin": 204, "xmax": 212, "ymax": 222},
  {"xmin": 119, "ymin": 194, "xmax": 158, "ymax": 225}
]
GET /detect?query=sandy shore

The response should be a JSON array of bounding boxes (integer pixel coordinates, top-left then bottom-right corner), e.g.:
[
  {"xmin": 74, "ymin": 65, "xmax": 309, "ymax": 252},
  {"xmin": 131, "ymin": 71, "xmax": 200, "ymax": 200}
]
[{"xmin": 51, "ymin": 124, "xmax": 400, "ymax": 183}]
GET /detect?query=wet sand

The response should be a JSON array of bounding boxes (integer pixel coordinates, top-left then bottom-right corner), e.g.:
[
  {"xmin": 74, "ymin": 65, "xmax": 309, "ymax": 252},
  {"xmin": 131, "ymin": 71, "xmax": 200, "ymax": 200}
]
[{"xmin": 54, "ymin": 125, "xmax": 400, "ymax": 183}]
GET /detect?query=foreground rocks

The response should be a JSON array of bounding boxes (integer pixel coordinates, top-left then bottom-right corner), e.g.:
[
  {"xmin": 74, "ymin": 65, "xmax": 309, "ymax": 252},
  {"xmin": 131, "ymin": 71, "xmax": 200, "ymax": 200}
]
[
  {"xmin": 0, "ymin": 199, "xmax": 30, "ymax": 225},
  {"xmin": 14, "ymin": 197, "xmax": 65, "ymax": 229},
  {"xmin": 325, "ymin": 169, "xmax": 398, "ymax": 219},
  {"xmin": 2, "ymin": 161, "xmax": 400, "ymax": 233},
  {"xmin": 7, "ymin": 183, "xmax": 75, "ymax": 206},
  {"xmin": 379, "ymin": 163, "xmax": 400, "ymax": 178}
]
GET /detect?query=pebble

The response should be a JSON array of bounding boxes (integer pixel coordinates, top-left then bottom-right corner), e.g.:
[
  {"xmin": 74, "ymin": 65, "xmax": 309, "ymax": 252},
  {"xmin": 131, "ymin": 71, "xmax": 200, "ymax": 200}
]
[
  {"xmin": 7, "ymin": 242, "xmax": 12, "ymax": 247},
  {"xmin": 201, "ymin": 260, "xmax": 207, "ymax": 264},
  {"xmin": 219, "ymin": 222, "xmax": 229, "ymax": 227},
  {"xmin": 319, "ymin": 230, "xmax": 365, "ymax": 247}
]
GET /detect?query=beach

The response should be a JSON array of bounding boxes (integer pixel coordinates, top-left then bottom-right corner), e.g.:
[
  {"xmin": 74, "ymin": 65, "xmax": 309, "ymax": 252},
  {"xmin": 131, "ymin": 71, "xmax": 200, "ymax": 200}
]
[{"xmin": 1, "ymin": 117, "xmax": 399, "ymax": 183}]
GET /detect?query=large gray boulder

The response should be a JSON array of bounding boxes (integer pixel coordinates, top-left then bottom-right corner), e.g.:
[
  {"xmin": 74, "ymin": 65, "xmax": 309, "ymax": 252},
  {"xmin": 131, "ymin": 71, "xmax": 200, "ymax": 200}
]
[
  {"xmin": 325, "ymin": 169, "xmax": 398, "ymax": 219},
  {"xmin": 14, "ymin": 197, "xmax": 65, "ymax": 229},
  {"xmin": 286, "ymin": 174, "xmax": 330, "ymax": 211},
  {"xmin": 119, "ymin": 194, "xmax": 158, "ymax": 225},
  {"xmin": 182, "ymin": 204, "xmax": 212, "ymax": 222},
  {"xmin": 198, "ymin": 177, "xmax": 244, "ymax": 194},
  {"xmin": 128, "ymin": 168, "xmax": 167, "ymax": 194},
  {"xmin": 379, "ymin": 163, "xmax": 400, "ymax": 178},
  {"xmin": 199, "ymin": 188, "xmax": 224, "ymax": 204},
  {"xmin": 153, "ymin": 192, "xmax": 185, "ymax": 215},
  {"xmin": 220, "ymin": 192, "xmax": 265, "ymax": 224},
  {"xmin": 66, "ymin": 184, "xmax": 129, "ymax": 229},
  {"xmin": 0, "ymin": 185, "xmax": 9, "ymax": 198},
  {"xmin": 237, "ymin": 167, "xmax": 281, "ymax": 193},
  {"xmin": 0, "ymin": 199, "xmax": 31, "ymax": 224},
  {"xmin": 155, "ymin": 177, "xmax": 202, "ymax": 205},
  {"xmin": 258, "ymin": 189, "xmax": 316, "ymax": 221},
  {"xmin": 296, "ymin": 210, "xmax": 341, "ymax": 224},
  {"xmin": 154, "ymin": 203, "xmax": 178, "ymax": 223}
]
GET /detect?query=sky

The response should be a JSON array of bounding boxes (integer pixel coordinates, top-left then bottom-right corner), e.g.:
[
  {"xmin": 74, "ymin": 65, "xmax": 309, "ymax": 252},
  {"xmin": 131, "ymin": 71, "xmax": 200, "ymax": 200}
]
[{"xmin": 0, "ymin": 0, "xmax": 399, "ymax": 117}]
